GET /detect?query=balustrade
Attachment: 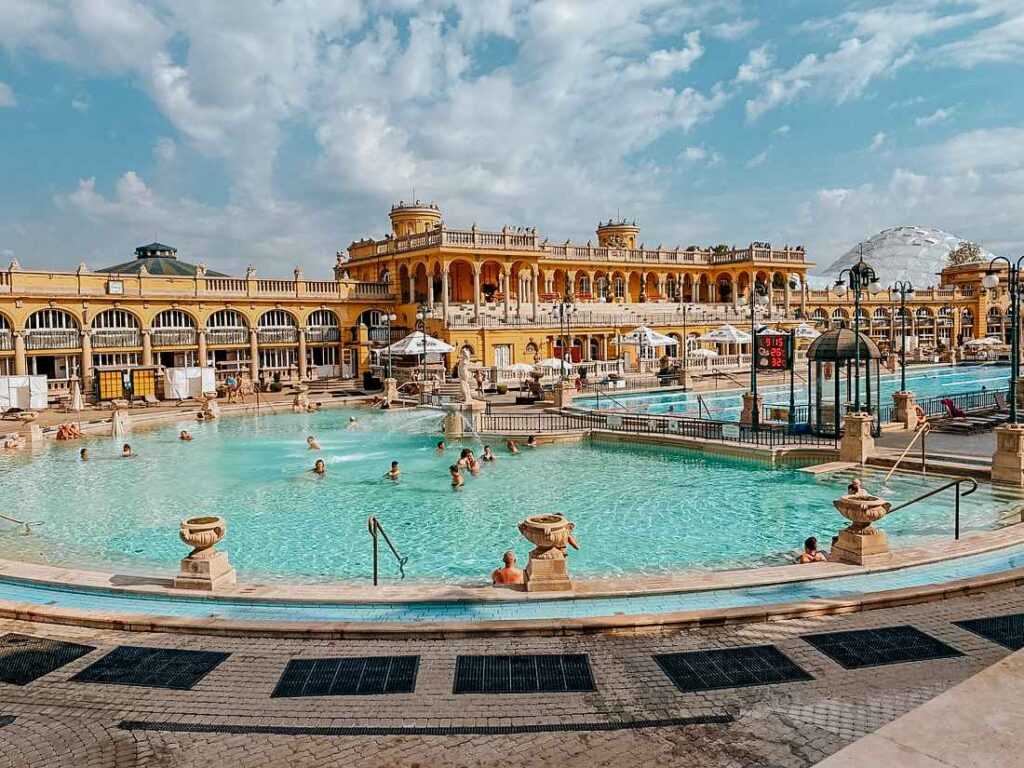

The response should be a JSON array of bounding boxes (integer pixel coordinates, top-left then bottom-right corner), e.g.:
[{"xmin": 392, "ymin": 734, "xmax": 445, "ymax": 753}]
[{"xmin": 91, "ymin": 329, "xmax": 141, "ymax": 348}]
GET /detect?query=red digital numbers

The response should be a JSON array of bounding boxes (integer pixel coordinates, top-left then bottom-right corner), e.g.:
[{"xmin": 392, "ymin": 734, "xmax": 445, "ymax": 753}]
[{"xmin": 757, "ymin": 334, "xmax": 790, "ymax": 371}]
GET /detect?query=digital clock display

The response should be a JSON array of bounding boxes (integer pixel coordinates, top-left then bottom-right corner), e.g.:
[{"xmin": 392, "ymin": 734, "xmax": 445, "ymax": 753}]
[{"xmin": 757, "ymin": 334, "xmax": 791, "ymax": 371}]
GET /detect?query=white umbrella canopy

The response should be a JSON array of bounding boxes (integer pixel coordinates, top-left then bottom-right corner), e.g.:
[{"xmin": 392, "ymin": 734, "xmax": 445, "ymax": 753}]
[
  {"xmin": 504, "ymin": 362, "xmax": 536, "ymax": 372},
  {"xmin": 964, "ymin": 336, "xmax": 1003, "ymax": 347},
  {"xmin": 699, "ymin": 323, "xmax": 752, "ymax": 344},
  {"xmin": 755, "ymin": 326, "xmax": 788, "ymax": 336},
  {"xmin": 70, "ymin": 380, "xmax": 83, "ymax": 412},
  {"xmin": 619, "ymin": 325, "xmax": 677, "ymax": 347},
  {"xmin": 794, "ymin": 322, "xmax": 822, "ymax": 339},
  {"xmin": 536, "ymin": 357, "xmax": 573, "ymax": 371},
  {"xmin": 687, "ymin": 348, "xmax": 719, "ymax": 359},
  {"xmin": 382, "ymin": 330, "xmax": 454, "ymax": 355}
]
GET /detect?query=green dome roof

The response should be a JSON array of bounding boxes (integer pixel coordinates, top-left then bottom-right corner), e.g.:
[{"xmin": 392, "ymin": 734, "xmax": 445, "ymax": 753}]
[{"xmin": 96, "ymin": 242, "xmax": 228, "ymax": 277}]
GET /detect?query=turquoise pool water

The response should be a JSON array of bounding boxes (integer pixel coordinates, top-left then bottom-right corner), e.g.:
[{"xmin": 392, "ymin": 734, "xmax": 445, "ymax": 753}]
[
  {"xmin": 576, "ymin": 363, "xmax": 1011, "ymax": 420},
  {"xmin": 0, "ymin": 543, "xmax": 1022, "ymax": 623},
  {"xmin": 0, "ymin": 408, "xmax": 1020, "ymax": 584}
]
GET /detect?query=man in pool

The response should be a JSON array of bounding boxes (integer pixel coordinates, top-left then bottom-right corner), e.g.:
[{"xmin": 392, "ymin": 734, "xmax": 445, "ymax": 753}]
[
  {"xmin": 491, "ymin": 551, "xmax": 524, "ymax": 586},
  {"xmin": 847, "ymin": 478, "xmax": 866, "ymax": 496},
  {"xmin": 436, "ymin": 440, "xmax": 446, "ymax": 454},
  {"xmin": 347, "ymin": 416, "xmax": 358, "ymax": 430},
  {"xmin": 79, "ymin": 448, "xmax": 88, "ymax": 461},
  {"xmin": 505, "ymin": 438, "xmax": 519, "ymax": 454},
  {"xmin": 121, "ymin": 444, "xmax": 134, "ymax": 458},
  {"xmin": 386, "ymin": 461, "xmax": 400, "ymax": 480},
  {"xmin": 179, "ymin": 430, "xmax": 192, "ymax": 442},
  {"xmin": 798, "ymin": 536, "xmax": 827, "ymax": 564},
  {"xmin": 526, "ymin": 435, "xmax": 538, "ymax": 448},
  {"xmin": 307, "ymin": 435, "xmax": 321, "ymax": 450},
  {"xmin": 450, "ymin": 464, "xmax": 464, "ymax": 488},
  {"xmin": 312, "ymin": 458, "xmax": 326, "ymax": 476}
]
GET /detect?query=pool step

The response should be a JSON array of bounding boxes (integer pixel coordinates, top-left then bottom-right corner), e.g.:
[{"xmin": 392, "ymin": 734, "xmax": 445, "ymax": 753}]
[{"xmin": 799, "ymin": 461, "xmax": 858, "ymax": 475}]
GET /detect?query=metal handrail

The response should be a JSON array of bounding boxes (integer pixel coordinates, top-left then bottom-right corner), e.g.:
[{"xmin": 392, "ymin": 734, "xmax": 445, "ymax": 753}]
[
  {"xmin": 887, "ymin": 476, "xmax": 978, "ymax": 540},
  {"xmin": 367, "ymin": 516, "xmax": 408, "ymax": 584},
  {"xmin": 710, "ymin": 367, "xmax": 744, "ymax": 387}
]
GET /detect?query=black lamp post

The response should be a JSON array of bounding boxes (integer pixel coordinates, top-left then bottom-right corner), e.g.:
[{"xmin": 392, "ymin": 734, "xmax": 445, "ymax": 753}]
[
  {"xmin": 741, "ymin": 281, "xmax": 769, "ymax": 429},
  {"xmin": 983, "ymin": 258, "xmax": 1022, "ymax": 423},
  {"xmin": 555, "ymin": 294, "xmax": 575, "ymax": 382},
  {"xmin": 415, "ymin": 303, "xmax": 429, "ymax": 403},
  {"xmin": 889, "ymin": 280, "xmax": 915, "ymax": 392},
  {"xmin": 833, "ymin": 250, "xmax": 883, "ymax": 411}
]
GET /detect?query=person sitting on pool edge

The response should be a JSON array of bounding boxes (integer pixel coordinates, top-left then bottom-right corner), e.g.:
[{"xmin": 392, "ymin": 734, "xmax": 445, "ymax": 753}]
[
  {"xmin": 307, "ymin": 435, "xmax": 321, "ymax": 450},
  {"xmin": 506, "ymin": 438, "xmax": 519, "ymax": 454},
  {"xmin": 121, "ymin": 443, "xmax": 134, "ymax": 458},
  {"xmin": 385, "ymin": 460, "xmax": 400, "ymax": 480},
  {"xmin": 179, "ymin": 430, "xmax": 192, "ymax": 442},
  {"xmin": 450, "ymin": 464, "xmax": 464, "ymax": 488},
  {"xmin": 312, "ymin": 458, "xmax": 326, "ymax": 476},
  {"xmin": 798, "ymin": 536, "xmax": 827, "ymax": 564},
  {"xmin": 491, "ymin": 550, "xmax": 524, "ymax": 586},
  {"xmin": 481, "ymin": 445, "xmax": 496, "ymax": 462},
  {"xmin": 526, "ymin": 435, "xmax": 538, "ymax": 448}
]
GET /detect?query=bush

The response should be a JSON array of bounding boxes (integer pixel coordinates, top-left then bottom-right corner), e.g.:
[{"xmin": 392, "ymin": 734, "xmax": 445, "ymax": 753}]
[{"xmin": 496, "ymin": 384, "xmax": 508, "ymax": 395}]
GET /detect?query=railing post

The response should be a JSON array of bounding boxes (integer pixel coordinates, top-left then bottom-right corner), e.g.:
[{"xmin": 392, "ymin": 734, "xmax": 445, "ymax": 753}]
[{"xmin": 955, "ymin": 483, "xmax": 961, "ymax": 540}]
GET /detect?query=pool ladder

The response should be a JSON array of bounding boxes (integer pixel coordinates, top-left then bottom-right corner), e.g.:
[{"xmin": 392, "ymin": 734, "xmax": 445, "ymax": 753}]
[{"xmin": 367, "ymin": 516, "xmax": 408, "ymax": 585}]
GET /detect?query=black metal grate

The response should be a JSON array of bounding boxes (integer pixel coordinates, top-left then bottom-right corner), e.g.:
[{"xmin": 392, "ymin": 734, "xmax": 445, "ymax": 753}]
[
  {"xmin": 0, "ymin": 633, "xmax": 95, "ymax": 686},
  {"xmin": 120, "ymin": 714, "xmax": 732, "ymax": 736},
  {"xmin": 72, "ymin": 646, "xmax": 229, "ymax": 690},
  {"xmin": 955, "ymin": 613, "xmax": 1024, "ymax": 651},
  {"xmin": 271, "ymin": 656, "xmax": 419, "ymax": 697},
  {"xmin": 654, "ymin": 645, "xmax": 813, "ymax": 693},
  {"xmin": 0, "ymin": 716, "xmax": 15, "ymax": 728},
  {"xmin": 453, "ymin": 654, "xmax": 595, "ymax": 694},
  {"xmin": 802, "ymin": 625, "xmax": 964, "ymax": 669}
]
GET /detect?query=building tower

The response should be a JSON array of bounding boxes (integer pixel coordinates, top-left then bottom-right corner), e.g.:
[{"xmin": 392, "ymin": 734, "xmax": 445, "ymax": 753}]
[
  {"xmin": 389, "ymin": 200, "xmax": 443, "ymax": 238},
  {"xmin": 596, "ymin": 218, "xmax": 640, "ymax": 249}
]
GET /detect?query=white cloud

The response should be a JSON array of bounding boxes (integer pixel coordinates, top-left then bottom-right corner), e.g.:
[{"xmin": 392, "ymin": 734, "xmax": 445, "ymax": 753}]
[
  {"xmin": 153, "ymin": 136, "xmax": 176, "ymax": 165},
  {"xmin": 735, "ymin": 45, "xmax": 772, "ymax": 83},
  {"xmin": 774, "ymin": 124, "xmax": 790, "ymax": 136},
  {"xmin": 0, "ymin": 82, "xmax": 15, "ymax": 107},
  {"xmin": 746, "ymin": 150, "xmax": 768, "ymax": 168},
  {"xmin": 681, "ymin": 145, "xmax": 721, "ymax": 165},
  {"xmin": 71, "ymin": 94, "xmax": 89, "ymax": 112},
  {"xmin": 622, "ymin": 31, "xmax": 703, "ymax": 80},
  {"xmin": 869, "ymin": 131, "xmax": 886, "ymax": 151},
  {"xmin": 915, "ymin": 106, "xmax": 955, "ymax": 127},
  {"xmin": 710, "ymin": 18, "xmax": 758, "ymax": 41}
]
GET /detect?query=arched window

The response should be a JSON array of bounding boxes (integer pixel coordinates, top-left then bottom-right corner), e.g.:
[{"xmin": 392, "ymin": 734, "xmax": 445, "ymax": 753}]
[
  {"xmin": 258, "ymin": 310, "xmax": 298, "ymax": 344},
  {"xmin": 152, "ymin": 310, "xmax": 195, "ymax": 328},
  {"xmin": 208, "ymin": 309, "xmax": 247, "ymax": 328},
  {"xmin": 811, "ymin": 308, "xmax": 828, "ymax": 321},
  {"xmin": 306, "ymin": 309, "xmax": 339, "ymax": 343},
  {"xmin": 872, "ymin": 307, "xmax": 889, "ymax": 320},
  {"xmin": 91, "ymin": 309, "xmax": 141, "ymax": 349},
  {"xmin": 831, "ymin": 308, "xmax": 848, "ymax": 320},
  {"xmin": 614, "ymin": 276, "xmax": 625, "ymax": 299},
  {"xmin": 258, "ymin": 310, "xmax": 297, "ymax": 328},
  {"xmin": 92, "ymin": 309, "xmax": 139, "ymax": 329},
  {"xmin": 25, "ymin": 309, "xmax": 80, "ymax": 350},
  {"xmin": 27, "ymin": 308, "xmax": 78, "ymax": 329},
  {"xmin": 0, "ymin": 314, "xmax": 12, "ymax": 356},
  {"xmin": 578, "ymin": 275, "xmax": 591, "ymax": 295},
  {"xmin": 151, "ymin": 309, "xmax": 196, "ymax": 346},
  {"xmin": 207, "ymin": 309, "xmax": 249, "ymax": 346}
]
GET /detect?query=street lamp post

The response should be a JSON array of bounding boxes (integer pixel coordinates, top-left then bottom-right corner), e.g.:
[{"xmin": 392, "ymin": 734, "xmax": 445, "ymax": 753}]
[
  {"xmin": 889, "ymin": 281, "xmax": 915, "ymax": 392},
  {"xmin": 833, "ymin": 250, "xmax": 883, "ymax": 411},
  {"xmin": 740, "ymin": 281, "xmax": 770, "ymax": 429},
  {"xmin": 983, "ymin": 258, "xmax": 1023, "ymax": 423},
  {"xmin": 555, "ymin": 293, "xmax": 575, "ymax": 382},
  {"xmin": 415, "ymin": 303, "xmax": 430, "ymax": 403}
]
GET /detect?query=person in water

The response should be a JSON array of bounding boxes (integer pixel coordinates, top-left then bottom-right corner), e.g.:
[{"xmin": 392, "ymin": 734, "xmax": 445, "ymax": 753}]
[
  {"xmin": 79, "ymin": 448, "xmax": 89, "ymax": 461},
  {"xmin": 312, "ymin": 458, "xmax": 326, "ymax": 475},
  {"xmin": 450, "ymin": 464, "xmax": 464, "ymax": 488},
  {"xmin": 347, "ymin": 416, "xmax": 358, "ymax": 430},
  {"xmin": 386, "ymin": 461, "xmax": 401, "ymax": 480},
  {"xmin": 847, "ymin": 478, "xmax": 866, "ymax": 496},
  {"xmin": 506, "ymin": 438, "xmax": 519, "ymax": 454},
  {"xmin": 526, "ymin": 435, "xmax": 538, "ymax": 448},
  {"xmin": 798, "ymin": 536, "xmax": 827, "ymax": 564},
  {"xmin": 179, "ymin": 430, "xmax": 192, "ymax": 442},
  {"xmin": 121, "ymin": 444, "xmax": 134, "ymax": 458},
  {"xmin": 491, "ymin": 551, "xmax": 524, "ymax": 586},
  {"xmin": 436, "ymin": 440, "xmax": 446, "ymax": 454},
  {"xmin": 458, "ymin": 448, "xmax": 479, "ymax": 474},
  {"xmin": 307, "ymin": 435, "xmax": 321, "ymax": 450},
  {"xmin": 481, "ymin": 445, "xmax": 496, "ymax": 462}
]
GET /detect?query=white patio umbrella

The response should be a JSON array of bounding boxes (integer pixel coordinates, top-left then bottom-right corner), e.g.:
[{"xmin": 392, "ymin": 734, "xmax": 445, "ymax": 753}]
[
  {"xmin": 504, "ymin": 362, "xmax": 536, "ymax": 373},
  {"xmin": 687, "ymin": 348, "xmax": 719, "ymax": 359},
  {"xmin": 794, "ymin": 322, "xmax": 821, "ymax": 339},
  {"xmin": 536, "ymin": 357, "xmax": 573, "ymax": 371},
  {"xmin": 619, "ymin": 325, "xmax": 677, "ymax": 348},
  {"xmin": 69, "ymin": 380, "xmax": 83, "ymax": 412},
  {"xmin": 964, "ymin": 336, "xmax": 1003, "ymax": 347},
  {"xmin": 382, "ymin": 330, "xmax": 454, "ymax": 356},
  {"xmin": 755, "ymin": 326, "xmax": 788, "ymax": 336},
  {"xmin": 698, "ymin": 323, "xmax": 752, "ymax": 344}
]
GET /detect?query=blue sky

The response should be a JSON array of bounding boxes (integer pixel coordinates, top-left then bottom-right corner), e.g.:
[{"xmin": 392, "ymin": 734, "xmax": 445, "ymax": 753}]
[{"xmin": 1, "ymin": 0, "xmax": 1022, "ymax": 278}]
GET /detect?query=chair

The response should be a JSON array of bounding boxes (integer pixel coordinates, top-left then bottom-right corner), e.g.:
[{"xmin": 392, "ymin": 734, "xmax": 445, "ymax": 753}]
[
  {"xmin": 143, "ymin": 394, "xmax": 160, "ymax": 406},
  {"xmin": 995, "ymin": 392, "xmax": 1009, "ymax": 413},
  {"xmin": 941, "ymin": 398, "xmax": 967, "ymax": 418}
]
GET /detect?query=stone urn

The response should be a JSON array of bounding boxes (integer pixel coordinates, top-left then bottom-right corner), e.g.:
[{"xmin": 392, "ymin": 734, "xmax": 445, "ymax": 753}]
[
  {"xmin": 179, "ymin": 516, "xmax": 226, "ymax": 560},
  {"xmin": 831, "ymin": 494, "xmax": 892, "ymax": 565},
  {"xmin": 518, "ymin": 513, "xmax": 576, "ymax": 560}
]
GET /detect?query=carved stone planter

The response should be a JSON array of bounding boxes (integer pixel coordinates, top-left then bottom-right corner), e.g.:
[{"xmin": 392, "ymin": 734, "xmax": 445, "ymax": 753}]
[
  {"xmin": 174, "ymin": 515, "xmax": 236, "ymax": 591},
  {"xmin": 831, "ymin": 493, "xmax": 892, "ymax": 565},
  {"xmin": 518, "ymin": 514, "xmax": 577, "ymax": 592}
]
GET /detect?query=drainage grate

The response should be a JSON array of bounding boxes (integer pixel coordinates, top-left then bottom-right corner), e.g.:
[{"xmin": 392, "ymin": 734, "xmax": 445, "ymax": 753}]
[
  {"xmin": 654, "ymin": 645, "xmax": 813, "ymax": 693},
  {"xmin": 0, "ymin": 716, "xmax": 14, "ymax": 727},
  {"xmin": 72, "ymin": 646, "xmax": 229, "ymax": 690},
  {"xmin": 272, "ymin": 656, "xmax": 419, "ymax": 697},
  {"xmin": 453, "ymin": 654, "xmax": 595, "ymax": 694},
  {"xmin": 955, "ymin": 614, "xmax": 1024, "ymax": 651},
  {"xmin": 0, "ymin": 633, "xmax": 95, "ymax": 687},
  {"xmin": 119, "ymin": 714, "xmax": 732, "ymax": 736},
  {"xmin": 802, "ymin": 625, "xmax": 964, "ymax": 669}
]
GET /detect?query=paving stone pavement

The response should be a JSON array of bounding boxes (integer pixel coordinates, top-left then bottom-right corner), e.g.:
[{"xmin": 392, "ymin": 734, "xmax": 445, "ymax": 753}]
[{"xmin": 0, "ymin": 586, "xmax": 1022, "ymax": 767}]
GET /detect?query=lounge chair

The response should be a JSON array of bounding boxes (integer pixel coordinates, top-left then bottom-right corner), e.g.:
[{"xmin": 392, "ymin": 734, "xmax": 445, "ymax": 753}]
[
  {"xmin": 1, "ymin": 408, "xmax": 23, "ymax": 420},
  {"xmin": 143, "ymin": 393, "xmax": 160, "ymax": 406},
  {"xmin": 942, "ymin": 399, "xmax": 967, "ymax": 418}
]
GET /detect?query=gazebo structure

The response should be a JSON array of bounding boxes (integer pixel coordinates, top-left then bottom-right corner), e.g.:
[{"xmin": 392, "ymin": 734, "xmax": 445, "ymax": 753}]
[{"xmin": 806, "ymin": 327, "xmax": 883, "ymax": 437}]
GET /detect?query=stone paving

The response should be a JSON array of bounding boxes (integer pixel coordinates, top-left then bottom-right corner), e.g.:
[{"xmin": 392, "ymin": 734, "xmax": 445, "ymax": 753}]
[{"xmin": 0, "ymin": 586, "xmax": 1022, "ymax": 767}]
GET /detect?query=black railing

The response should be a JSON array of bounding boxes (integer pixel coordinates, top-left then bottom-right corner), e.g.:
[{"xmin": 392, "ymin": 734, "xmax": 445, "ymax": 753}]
[
  {"xmin": 915, "ymin": 388, "xmax": 1003, "ymax": 419},
  {"xmin": 888, "ymin": 477, "xmax": 978, "ymax": 540},
  {"xmin": 367, "ymin": 516, "xmax": 408, "ymax": 585}
]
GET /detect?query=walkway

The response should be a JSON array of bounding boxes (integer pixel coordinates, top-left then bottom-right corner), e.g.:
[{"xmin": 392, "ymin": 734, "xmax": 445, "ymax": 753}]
[{"xmin": 0, "ymin": 586, "xmax": 1021, "ymax": 766}]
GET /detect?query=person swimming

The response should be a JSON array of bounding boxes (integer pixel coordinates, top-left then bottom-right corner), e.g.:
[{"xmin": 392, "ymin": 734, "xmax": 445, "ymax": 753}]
[
  {"xmin": 385, "ymin": 460, "xmax": 400, "ymax": 480},
  {"xmin": 121, "ymin": 444, "xmax": 134, "ymax": 458},
  {"xmin": 450, "ymin": 464, "xmax": 464, "ymax": 488},
  {"xmin": 505, "ymin": 439, "xmax": 519, "ymax": 454},
  {"xmin": 307, "ymin": 435, "xmax": 321, "ymax": 450},
  {"xmin": 847, "ymin": 478, "xmax": 866, "ymax": 496},
  {"xmin": 312, "ymin": 458, "xmax": 326, "ymax": 476},
  {"xmin": 436, "ymin": 440, "xmax": 446, "ymax": 454},
  {"xmin": 481, "ymin": 445, "xmax": 496, "ymax": 462},
  {"xmin": 79, "ymin": 448, "xmax": 88, "ymax": 461},
  {"xmin": 798, "ymin": 536, "xmax": 827, "ymax": 564},
  {"xmin": 179, "ymin": 430, "xmax": 192, "ymax": 442},
  {"xmin": 526, "ymin": 435, "xmax": 537, "ymax": 448},
  {"xmin": 347, "ymin": 416, "xmax": 358, "ymax": 430}
]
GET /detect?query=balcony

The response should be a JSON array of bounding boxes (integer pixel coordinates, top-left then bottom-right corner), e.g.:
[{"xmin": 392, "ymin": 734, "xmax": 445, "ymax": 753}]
[
  {"xmin": 25, "ymin": 329, "xmax": 80, "ymax": 350},
  {"xmin": 350, "ymin": 282, "xmax": 393, "ymax": 299},
  {"xmin": 206, "ymin": 328, "xmax": 249, "ymax": 346},
  {"xmin": 91, "ymin": 329, "xmax": 141, "ymax": 348},
  {"xmin": 257, "ymin": 327, "xmax": 298, "ymax": 344},
  {"xmin": 150, "ymin": 328, "xmax": 197, "ymax": 347},
  {"xmin": 305, "ymin": 327, "xmax": 340, "ymax": 343}
]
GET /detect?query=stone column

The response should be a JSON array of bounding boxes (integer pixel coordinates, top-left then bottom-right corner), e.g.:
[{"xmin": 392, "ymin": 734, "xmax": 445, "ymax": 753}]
[
  {"xmin": 892, "ymin": 390, "xmax": 918, "ymax": 430},
  {"xmin": 297, "ymin": 328, "xmax": 307, "ymax": 380},
  {"xmin": 472, "ymin": 263, "xmax": 481, "ymax": 322},
  {"xmin": 739, "ymin": 392, "xmax": 762, "ymax": 426},
  {"xmin": 800, "ymin": 282, "xmax": 808, "ymax": 316},
  {"xmin": 784, "ymin": 280, "xmax": 792, "ymax": 318},
  {"xmin": 80, "ymin": 330, "xmax": 93, "ymax": 392},
  {"xmin": 839, "ymin": 412, "xmax": 875, "ymax": 464},
  {"xmin": 141, "ymin": 329, "xmax": 153, "ymax": 366},
  {"xmin": 337, "ymin": 332, "xmax": 347, "ymax": 379},
  {"xmin": 197, "ymin": 329, "xmax": 207, "ymax": 368},
  {"xmin": 502, "ymin": 271, "xmax": 510, "ymax": 321},
  {"xmin": 992, "ymin": 423, "xmax": 1024, "ymax": 486},
  {"xmin": 249, "ymin": 328, "xmax": 260, "ymax": 381},
  {"xmin": 13, "ymin": 332, "xmax": 26, "ymax": 375},
  {"xmin": 428, "ymin": 269, "xmax": 436, "ymax": 309},
  {"xmin": 441, "ymin": 264, "xmax": 450, "ymax": 318},
  {"xmin": 531, "ymin": 269, "xmax": 539, "ymax": 320},
  {"xmin": 408, "ymin": 269, "xmax": 416, "ymax": 304}
]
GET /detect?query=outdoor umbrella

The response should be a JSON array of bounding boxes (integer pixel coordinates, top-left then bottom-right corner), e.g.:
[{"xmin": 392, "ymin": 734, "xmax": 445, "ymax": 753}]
[
  {"xmin": 382, "ymin": 330, "xmax": 454, "ymax": 356},
  {"xmin": 794, "ymin": 322, "xmax": 822, "ymax": 339},
  {"xmin": 70, "ymin": 380, "xmax": 83, "ymax": 412},
  {"xmin": 698, "ymin": 323, "xmax": 752, "ymax": 344},
  {"xmin": 619, "ymin": 325, "xmax": 676, "ymax": 347}
]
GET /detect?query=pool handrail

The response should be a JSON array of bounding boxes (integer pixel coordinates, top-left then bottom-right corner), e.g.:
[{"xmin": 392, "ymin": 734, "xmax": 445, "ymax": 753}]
[
  {"xmin": 887, "ymin": 476, "xmax": 978, "ymax": 540},
  {"xmin": 367, "ymin": 516, "xmax": 408, "ymax": 584}
]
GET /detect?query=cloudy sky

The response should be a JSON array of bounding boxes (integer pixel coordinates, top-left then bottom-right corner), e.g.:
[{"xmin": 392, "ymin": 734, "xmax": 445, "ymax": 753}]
[{"xmin": 0, "ymin": 0, "xmax": 1022, "ymax": 278}]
